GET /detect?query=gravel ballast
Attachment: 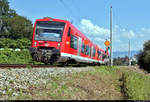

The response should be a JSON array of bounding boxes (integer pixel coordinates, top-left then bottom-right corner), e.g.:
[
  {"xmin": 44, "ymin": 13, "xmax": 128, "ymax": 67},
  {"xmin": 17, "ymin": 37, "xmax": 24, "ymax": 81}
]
[{"xmin": 0, "ymin": 67, "xmax": 94, "ymax": 99}]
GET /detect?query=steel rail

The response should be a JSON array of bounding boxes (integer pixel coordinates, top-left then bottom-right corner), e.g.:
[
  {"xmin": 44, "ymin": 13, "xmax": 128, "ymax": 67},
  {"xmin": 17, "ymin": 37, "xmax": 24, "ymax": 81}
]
[
  {"xmin": 0, "ymin": 64, "xmax": 57, "ymax": 68},
  {"xmin": 0, "ymin": 64, "xmax": 90, "ymax": 69}
]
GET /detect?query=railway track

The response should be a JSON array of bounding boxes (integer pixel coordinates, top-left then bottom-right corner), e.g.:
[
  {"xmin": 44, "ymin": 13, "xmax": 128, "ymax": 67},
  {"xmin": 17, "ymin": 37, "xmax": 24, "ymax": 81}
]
[
  {"xmin": 0, "ymin": 64, "xmax": 89, "ymax": 68},
  {"xmin": 0, "ymin": 64, "xmax": 58, "ymax": 68}
]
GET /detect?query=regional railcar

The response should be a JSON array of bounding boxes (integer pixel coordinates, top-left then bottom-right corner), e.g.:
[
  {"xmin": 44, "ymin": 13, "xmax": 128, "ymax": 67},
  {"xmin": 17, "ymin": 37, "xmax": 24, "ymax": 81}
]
[{"xmin": 29, "ymin": 17, "xmax": 109, "ymax": 65}]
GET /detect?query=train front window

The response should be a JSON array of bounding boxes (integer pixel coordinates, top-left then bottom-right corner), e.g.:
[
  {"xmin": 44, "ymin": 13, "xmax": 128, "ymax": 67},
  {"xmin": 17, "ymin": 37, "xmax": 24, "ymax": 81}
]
[{"xmin": 35, "ymin": 21, "xmax": 65, "ymax": 42}]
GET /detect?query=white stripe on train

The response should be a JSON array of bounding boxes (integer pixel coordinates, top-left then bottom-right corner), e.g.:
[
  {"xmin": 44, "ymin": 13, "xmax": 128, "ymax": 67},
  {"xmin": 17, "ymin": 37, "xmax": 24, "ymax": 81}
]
[{"xmin": 61, "ymin": 52, "xmax": 106, "ymax": 64}]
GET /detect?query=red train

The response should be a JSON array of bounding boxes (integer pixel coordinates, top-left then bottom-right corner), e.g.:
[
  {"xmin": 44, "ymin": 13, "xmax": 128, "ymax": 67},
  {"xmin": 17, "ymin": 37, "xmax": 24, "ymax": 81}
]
[{"xmin": 29, "ymin": 17, "xmax": 109, "ymax": 65}]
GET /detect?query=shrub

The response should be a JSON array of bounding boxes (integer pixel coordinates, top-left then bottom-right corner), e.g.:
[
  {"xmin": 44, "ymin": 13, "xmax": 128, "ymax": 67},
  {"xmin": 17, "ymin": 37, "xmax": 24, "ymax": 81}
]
[
  {"xmin": 137, "ymin": 40, "xmax": 150, "ymax": 72},
  {"xmin": 0, "ymin": 38, "xmax": 31, "ymax": 49},
  {"xmin": 0, "ymin": 49, "xmax": 32, "ymax": 64}
]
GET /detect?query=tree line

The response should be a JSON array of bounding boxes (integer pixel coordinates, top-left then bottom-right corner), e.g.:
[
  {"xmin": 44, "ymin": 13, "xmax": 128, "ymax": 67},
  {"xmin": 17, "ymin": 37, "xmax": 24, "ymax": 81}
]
[
  {"xmin": 113, "ymin": 56, "xmax": 137, "ymax": 66},
  {"xmin": 113, "ymin": 40, "xmax": 150, "ymax": 73},
  {"xmin": 0, "ymin": 0, "xmax": 33, "ymax": 40},
  {"xmin": 137, "ymin": 40, "xmax": 150, "ymax": 72}
]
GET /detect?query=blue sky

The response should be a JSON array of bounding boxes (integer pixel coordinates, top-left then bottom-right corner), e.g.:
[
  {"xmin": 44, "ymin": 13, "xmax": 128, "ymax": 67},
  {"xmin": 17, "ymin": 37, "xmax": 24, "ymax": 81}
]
[{"xmin": 8, "ymin": 0, "xmax": 150, "ymax": 52}]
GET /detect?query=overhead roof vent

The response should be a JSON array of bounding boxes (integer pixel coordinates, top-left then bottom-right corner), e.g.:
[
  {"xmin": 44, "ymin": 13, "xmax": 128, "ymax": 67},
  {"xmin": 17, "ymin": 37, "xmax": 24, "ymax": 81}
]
[
  {"xmin": 43, "ymin": 17, "xmax": 52, "ymax": 19},
  {"xmin": 43, "ymin": 17, "xmax": 53, "ymax": 21}
]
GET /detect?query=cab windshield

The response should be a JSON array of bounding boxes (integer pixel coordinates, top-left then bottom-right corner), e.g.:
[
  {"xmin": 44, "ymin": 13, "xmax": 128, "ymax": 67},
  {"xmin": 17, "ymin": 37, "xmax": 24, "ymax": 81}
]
[{"xmin": 35, "ymin": 21, "xmax": 65, "ymax": 42}]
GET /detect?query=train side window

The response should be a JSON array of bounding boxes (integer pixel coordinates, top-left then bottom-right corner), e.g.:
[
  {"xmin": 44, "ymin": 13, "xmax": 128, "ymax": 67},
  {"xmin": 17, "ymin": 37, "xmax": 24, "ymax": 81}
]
[
  {"xmin": 98, "ymin": 51, "xmax": 101, "ymax": 58},
  {"xmin": 85, "ymin": 45, "xmax": 90, "ymax": 56},
  {"xmin": 99, "ymin": 51, "xmax": 102, "ymax": 58},
  {"xmin": 89, "ymin": 47, "xmax": 91, "ymax": 56},
  {"xmin": 70, "ymin": 35, "xmax": 78, "ymax": 50},
  {"xmin": 68, "ymin": 27, "xmax": 71, "ymax": 36},
  {"xmin": 85, "ymin": 45, "xmax": 87, "ymax": 55},
  {"xmin": 93, "ymin": 48, "xmax": 96, "ymax": 57},
  {"xmin": 102, "ymin": 54, "xmax": 106, "ymax": 59},
  {"xmin": 85, "ymin": 45, "xmax": 88, "ymax": 55},
  {"xmin": 81, "ymin": 43, "xmax": 85, "ymax": 53}
]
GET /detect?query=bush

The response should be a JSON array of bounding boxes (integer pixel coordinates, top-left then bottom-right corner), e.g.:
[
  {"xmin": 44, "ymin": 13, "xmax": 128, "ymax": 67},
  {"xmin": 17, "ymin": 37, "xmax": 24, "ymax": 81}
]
[
  {"xmin": 0, "ymin": 49, "xmax": 43, "ymax": 64},
  {"xmin": 0, "ymin": 49, "xmax": 32, "ymax": 64},
  {"xmin": 113, "ymin": 56, "xmax": 129, "ymax": 66},
  {"xmin": 0, "ymin": 38, "xmax": 31, "ymax": 49},
  {"xmin": 137, "ymin": 40, "xmax": 150, "ymax": 72},
  {"xmin": 131, "ymin": 61, "xmax": 137, "ymax": 65},
  {"xmin": 124, "ymin": 70, "xmax": 150, "ymax": 100}
]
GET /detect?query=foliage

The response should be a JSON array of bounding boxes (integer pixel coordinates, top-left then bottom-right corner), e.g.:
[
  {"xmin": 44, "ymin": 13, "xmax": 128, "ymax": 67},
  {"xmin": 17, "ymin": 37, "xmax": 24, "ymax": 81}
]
[
  {"xmin": 0, "ymin": 49, "xmax": 43, "ymax": 64},
  {"xmin": 0, "ymin": 0, "xmax": 12, "ymax": 16},
  {"xmin": 0, "ymin": 49, "xmax": 31, "ymax": 64},
  {"xmin": 131, "ymin": 60, "xmax": 137, "ymax": 65},
  {"xmin": 0, "ymin": 0, "xmax": 33, "ymax": 40},
  {"xmin": 5, "ymin": 15, "xmax": 33, "ymax": 39},
  {"xmin": 137, "ymin": 40, "xmax": 150, "ymax": 72},
  {"xmin": 0, "ymin": 38, "xmax": 31, "ymax": 49},
  {"xmin": 122, "ymin": 69, "xmax": 150, "ymax": 100},
  {"xmin": 113, "ymin": 56, "xmax": 129, "ymax": 66},
  {"xmin": 113, "ymin": 57, "xmax": 124, "ymax": 65}
]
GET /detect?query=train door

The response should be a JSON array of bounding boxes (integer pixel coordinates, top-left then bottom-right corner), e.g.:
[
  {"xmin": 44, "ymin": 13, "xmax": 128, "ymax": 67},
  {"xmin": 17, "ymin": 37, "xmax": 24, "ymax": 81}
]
[
  {"xmin": 91, "ymin": 46, "xmax": 93, "ymax": 58},
  {"xmin": 78, "ymin": 37, "xmax": 82, "ymax": 56}
]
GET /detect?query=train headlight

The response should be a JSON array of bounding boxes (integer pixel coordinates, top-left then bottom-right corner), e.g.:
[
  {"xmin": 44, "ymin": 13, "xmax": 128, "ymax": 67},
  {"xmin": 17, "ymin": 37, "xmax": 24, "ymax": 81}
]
[
  {"xmin": 50, "ymin": 18, "xmax": 53, "ymax": 21},
  {"xmin": 57, "ymin": 43, "xmax": 60, "ymax": 48},
  {"xmin": 34, "ymin": 42, "xmax": 37, "ymax": 46},
  {"xmin": 66, "ymin": 41, "xmax": 70, "ymax": 45}
]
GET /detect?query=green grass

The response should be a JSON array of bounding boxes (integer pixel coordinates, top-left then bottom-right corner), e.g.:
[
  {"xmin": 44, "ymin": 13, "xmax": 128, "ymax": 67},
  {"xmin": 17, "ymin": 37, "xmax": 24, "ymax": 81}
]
[{"xmin": 121, "ymin": 69, "xmax": 150, "ymax": 100}]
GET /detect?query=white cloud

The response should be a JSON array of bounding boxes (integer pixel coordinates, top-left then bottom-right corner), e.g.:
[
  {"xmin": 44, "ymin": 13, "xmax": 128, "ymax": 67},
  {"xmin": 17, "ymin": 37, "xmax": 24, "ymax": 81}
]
[
  {"xmin": 114, "ymin": 25, "xmax": 135, "ymax": 39},
  {"xmin": 122, "ymin": 30, "xmax": 135, "ymax": 39},
  {"xmin": 138, "ymin": 34, "xmax": 145, "ymax": 37},
  {"xmin": 78, "ymin": 19, "xmax": 150, "ymax": 52},
  {"xmin": 80, "ymin": 19, "xmax": 109, "ymax": 37},
  {"xmin": 79, "ymin": 19, "xmax": 110, "ymax": 48},
  {"xmin": 95, "ymin": 38, "xmax": 106, "ymax": 42},
  {"xmin": 122, "ymin": 28, "xmax": 126, "ymax": 32},
  {"xmin": 141, "ymin": 27, "xmax": 150, "ymax": 33}
]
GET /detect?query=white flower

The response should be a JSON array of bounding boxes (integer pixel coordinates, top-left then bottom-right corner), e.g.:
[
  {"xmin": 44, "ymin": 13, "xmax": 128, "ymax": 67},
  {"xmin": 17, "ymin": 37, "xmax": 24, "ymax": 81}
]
[{"xmin": 2, "ymin": 90, "xmax": 6, "ymax": 94}]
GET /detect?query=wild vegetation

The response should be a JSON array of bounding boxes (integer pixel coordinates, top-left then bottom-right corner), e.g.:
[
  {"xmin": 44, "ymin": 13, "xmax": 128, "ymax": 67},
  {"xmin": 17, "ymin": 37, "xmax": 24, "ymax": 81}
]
[
  {"xmin": 0, "ymin": 0, "xmax": 33, "ymax": 64},
  {"xmin": 0, "ymin": 0, "xmax": 33, "ymax": 40},
  {"xmin": 121, "ymin": 68, "xmax": 150, "ymax": 100},
  {"xmin": 113, "ymin": 56, "xmax": 137, "ymax": 66},
  {"xmin": 0, "ymin": 49, "xmax": 42, "ymax": 64},
  {"xmin": 0, "ymin": 38, "xmax": 31, "ymax": 49},
  {"xmin": 137, "ymin": 40, "xmax": 150, "ymax": 72}
]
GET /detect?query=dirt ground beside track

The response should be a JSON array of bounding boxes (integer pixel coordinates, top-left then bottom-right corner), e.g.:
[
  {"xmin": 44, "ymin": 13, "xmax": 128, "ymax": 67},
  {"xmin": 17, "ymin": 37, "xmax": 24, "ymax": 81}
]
[
  {"xmin": 65, "ymin": 73, "xmax": 126, "ymax": 100},
  {"xmin": 29, "ymin": 71, "xmax": 126, "ymax": 100}
]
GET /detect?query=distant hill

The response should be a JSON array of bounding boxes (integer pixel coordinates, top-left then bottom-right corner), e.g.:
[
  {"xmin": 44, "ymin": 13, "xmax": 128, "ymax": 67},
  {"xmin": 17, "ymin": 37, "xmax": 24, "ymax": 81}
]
[{"xmin": 113, "ymin": 51, "xmax": 139, "ymax": 58}]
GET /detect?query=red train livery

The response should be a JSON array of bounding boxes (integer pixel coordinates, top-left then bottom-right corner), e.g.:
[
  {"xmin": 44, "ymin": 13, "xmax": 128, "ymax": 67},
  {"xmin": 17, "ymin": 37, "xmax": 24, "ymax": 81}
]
[{"xmin": 29, "ymin": 17, "xmax": 109, "ymax": 65}]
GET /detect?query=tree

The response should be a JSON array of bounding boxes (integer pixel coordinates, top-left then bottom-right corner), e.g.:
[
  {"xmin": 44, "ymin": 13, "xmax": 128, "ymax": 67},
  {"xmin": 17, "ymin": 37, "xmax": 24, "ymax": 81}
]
[
  {"xmin": 138, "ymin": 40, "xmax": 150, "ymax": 72},
  {"xmin": 131, "ymin": 60, "xmax": 137, "ymax": 65},
  {"xmin": 113, "ymin": 56, "xmax": 129, "ymax": 66},
  {"xmin": 7, "ymin": 15, "xmax": 33, "ymax": 39},
  {"xmin": 0, "ymin": 0, "xmax": 10, "ymax": 34},
  {"xmin": 0, "ymin": 0, "xmax": 33, "ymax": 39},
  {"xmin": 0, "ymin": 0, "xmax": 10, "ymax": 16},
  {"xmin": 113, "ymin": 57, "xmax": 123, "ymax": 65}
]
